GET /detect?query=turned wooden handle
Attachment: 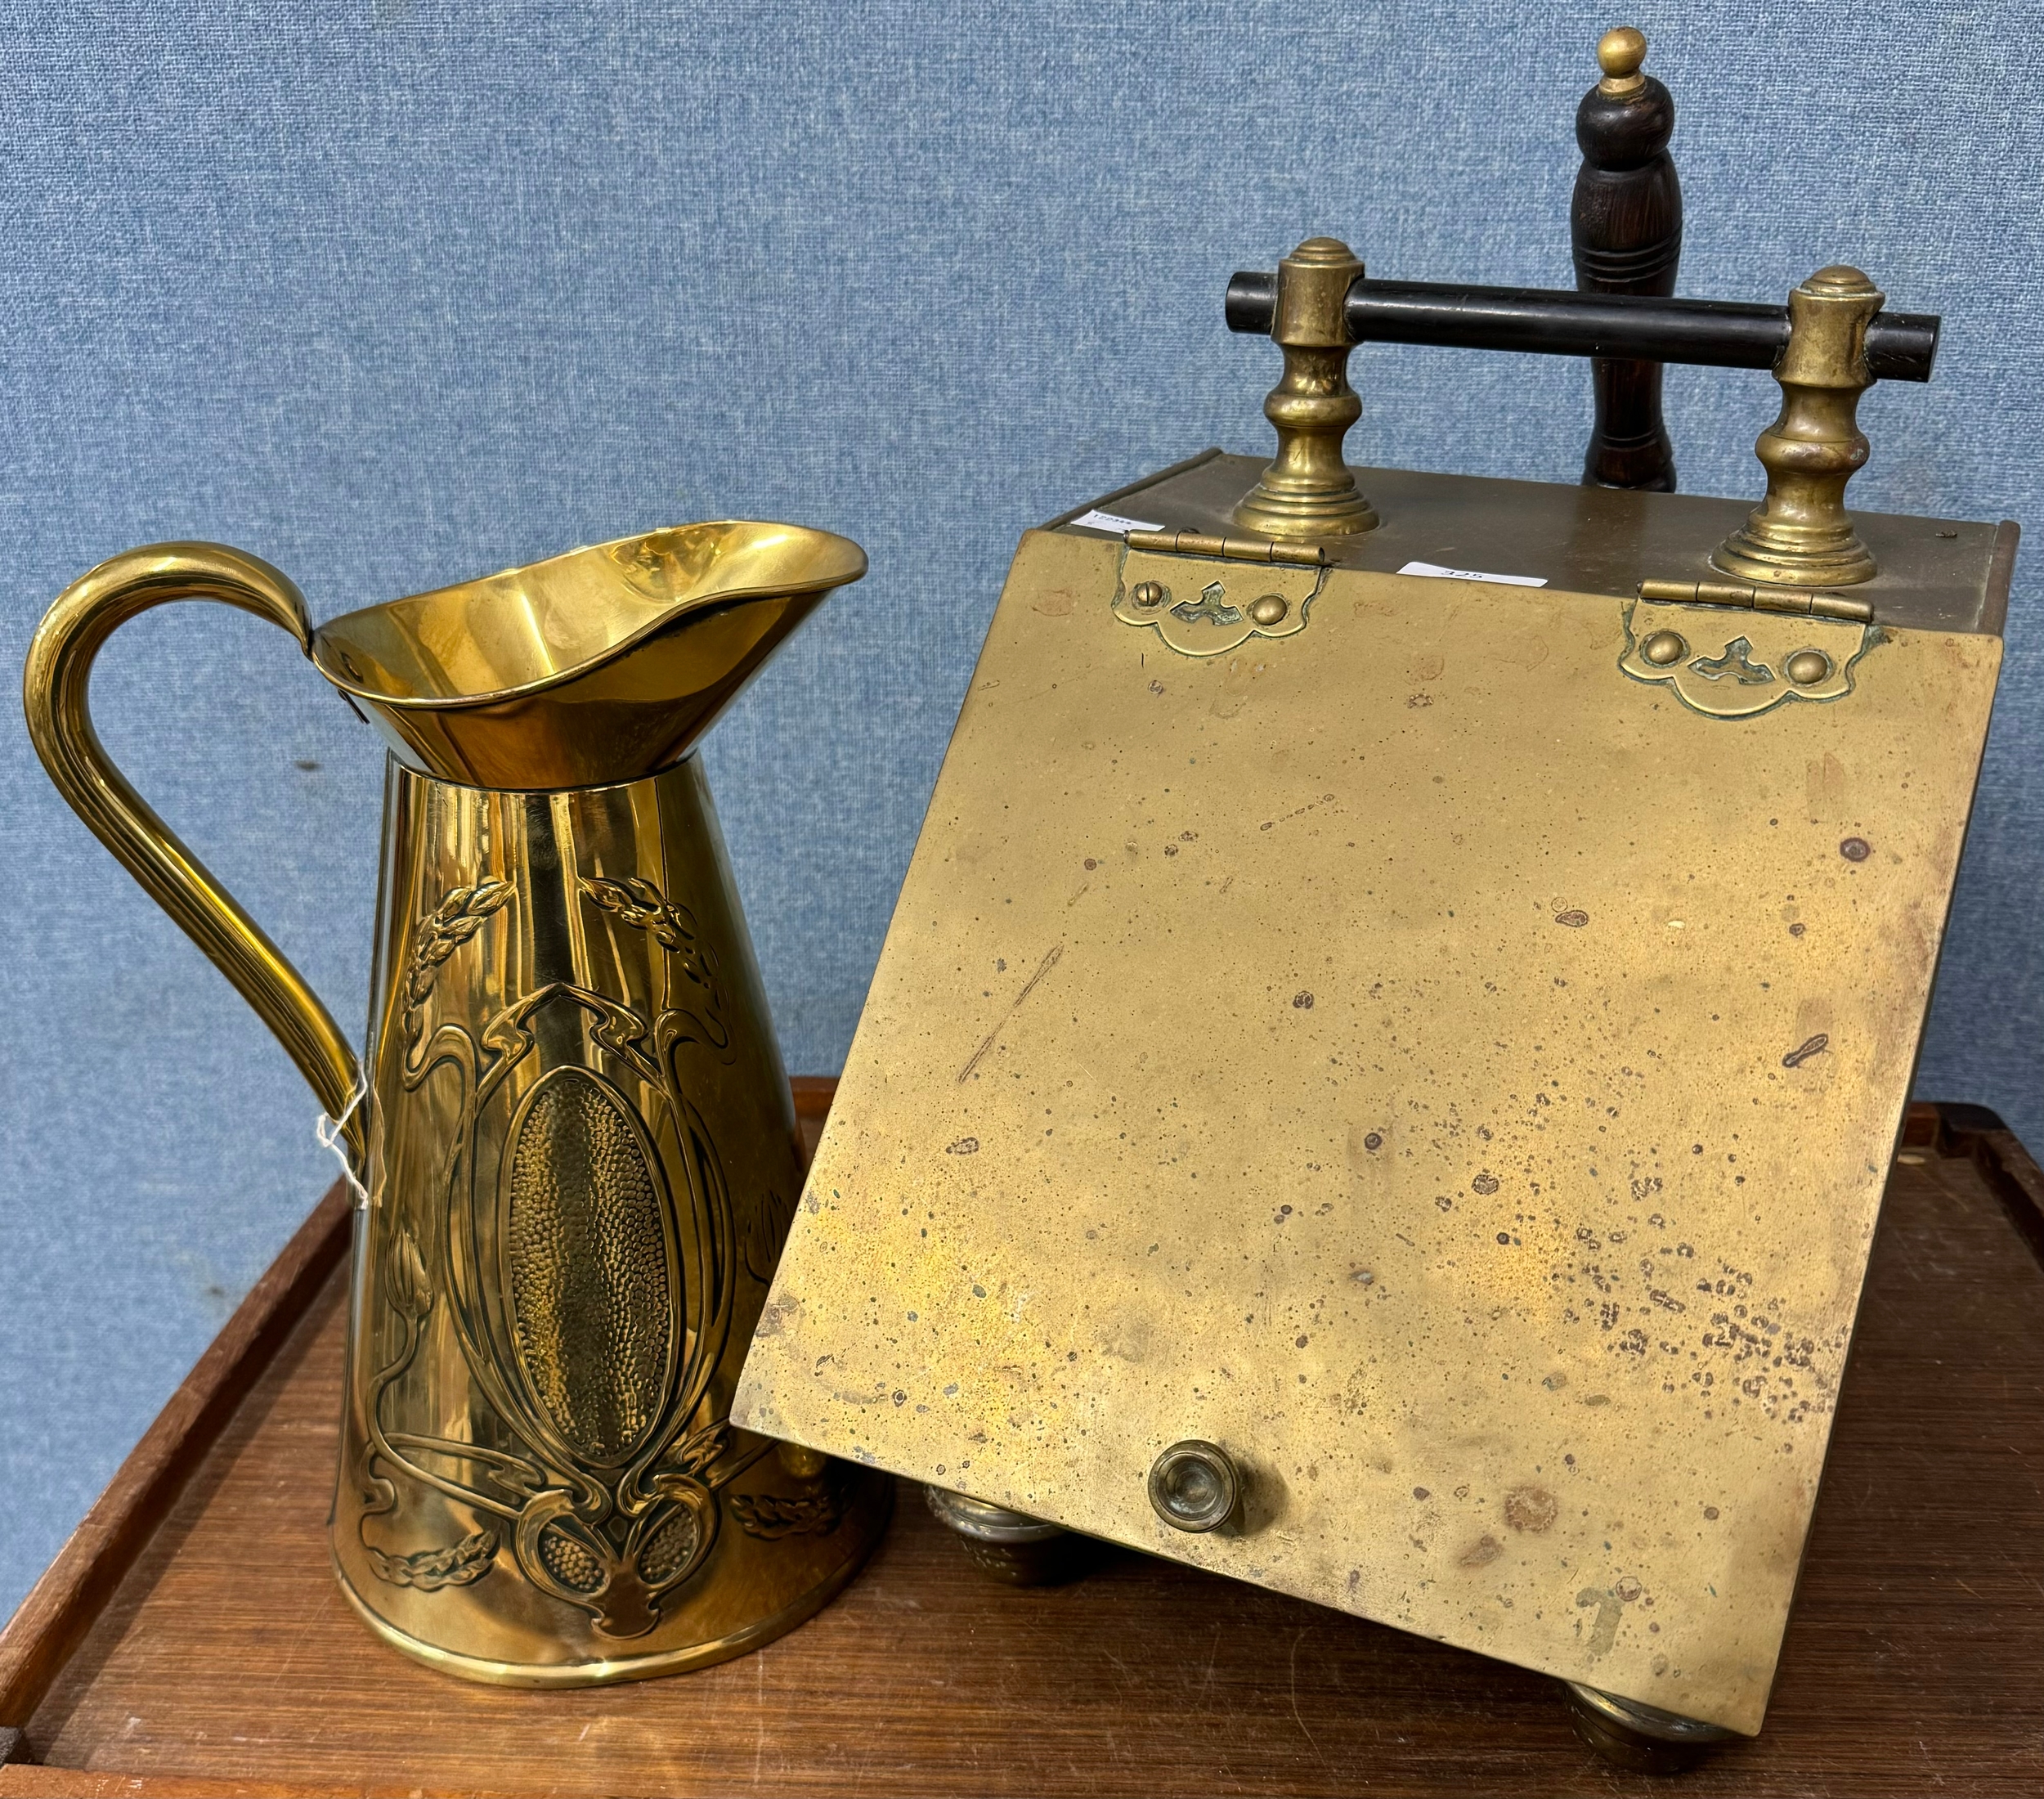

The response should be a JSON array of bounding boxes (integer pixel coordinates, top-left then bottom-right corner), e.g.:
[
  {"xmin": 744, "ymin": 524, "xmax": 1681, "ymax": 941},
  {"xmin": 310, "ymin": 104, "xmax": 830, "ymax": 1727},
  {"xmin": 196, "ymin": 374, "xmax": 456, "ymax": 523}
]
[{"xmin": 1572, "ymin": 26, "xmax": 1683, "ymax": 492}]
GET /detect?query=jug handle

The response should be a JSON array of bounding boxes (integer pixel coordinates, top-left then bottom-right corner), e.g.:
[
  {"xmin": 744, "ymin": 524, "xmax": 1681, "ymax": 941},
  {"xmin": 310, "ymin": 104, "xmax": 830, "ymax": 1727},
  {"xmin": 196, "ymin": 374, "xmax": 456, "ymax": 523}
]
[{"xmin": 23, "ymin": 542, "xmax": 365, "ymax": 1169}]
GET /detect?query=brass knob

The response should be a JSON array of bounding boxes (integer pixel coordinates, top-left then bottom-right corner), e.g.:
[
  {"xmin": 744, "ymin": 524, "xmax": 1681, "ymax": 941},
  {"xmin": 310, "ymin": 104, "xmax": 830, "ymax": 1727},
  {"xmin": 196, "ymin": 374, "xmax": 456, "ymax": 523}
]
[{"xmin": 1148, "ymin": 1440, "xmax": 1240, "ymax": 1532}]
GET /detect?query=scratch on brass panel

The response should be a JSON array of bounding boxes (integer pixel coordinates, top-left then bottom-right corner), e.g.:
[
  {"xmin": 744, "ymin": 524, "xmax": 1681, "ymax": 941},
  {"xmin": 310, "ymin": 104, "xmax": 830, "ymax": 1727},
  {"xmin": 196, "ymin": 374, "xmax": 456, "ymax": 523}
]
[
  {"xmin": 1576, "ymin": 1585, "xmax": 1628, "ymax": 1658},
  {"xmin": 957, "ymin": 943, "xmax": 1065, "ymax": 1083}
]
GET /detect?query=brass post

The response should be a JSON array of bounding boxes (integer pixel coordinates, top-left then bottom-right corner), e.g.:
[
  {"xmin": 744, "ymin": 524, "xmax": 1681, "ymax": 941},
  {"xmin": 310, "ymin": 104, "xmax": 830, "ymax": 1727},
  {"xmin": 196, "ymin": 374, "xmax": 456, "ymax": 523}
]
[
  {"xmin": 1233, "ymin": 236, "xmax": 1378, "ymax": 538},
  {"xmin": 1712, "ymin": 266, "xmax": 1884, "ymax": 587}
]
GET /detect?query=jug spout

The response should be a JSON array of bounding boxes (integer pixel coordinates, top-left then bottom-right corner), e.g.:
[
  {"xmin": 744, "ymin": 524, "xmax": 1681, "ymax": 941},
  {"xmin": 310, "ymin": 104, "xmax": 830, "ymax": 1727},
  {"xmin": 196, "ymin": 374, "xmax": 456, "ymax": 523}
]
[{"xmin": 308, "ymin": 521, "xmax": 866, "ymax": 790}]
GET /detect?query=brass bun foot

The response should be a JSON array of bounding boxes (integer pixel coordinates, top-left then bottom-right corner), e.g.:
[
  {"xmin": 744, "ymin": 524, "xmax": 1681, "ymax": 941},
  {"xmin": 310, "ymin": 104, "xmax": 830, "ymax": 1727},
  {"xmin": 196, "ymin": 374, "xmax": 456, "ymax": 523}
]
[
  {"xmin": 924, "ymin": 1486, "xmax": 1093, "ymax": 1587},
  {"xmin": 1561, "ymin": 1680, "xmax": 1741, "ymax": 1774}
]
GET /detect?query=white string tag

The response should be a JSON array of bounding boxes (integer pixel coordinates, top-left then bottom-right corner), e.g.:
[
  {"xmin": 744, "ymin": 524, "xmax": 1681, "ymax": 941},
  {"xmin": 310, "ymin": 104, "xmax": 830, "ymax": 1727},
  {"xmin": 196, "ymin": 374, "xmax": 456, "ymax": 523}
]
[{"xmin": 316, "ymin": 1067, "xmax": 372, "ymax": 1206}]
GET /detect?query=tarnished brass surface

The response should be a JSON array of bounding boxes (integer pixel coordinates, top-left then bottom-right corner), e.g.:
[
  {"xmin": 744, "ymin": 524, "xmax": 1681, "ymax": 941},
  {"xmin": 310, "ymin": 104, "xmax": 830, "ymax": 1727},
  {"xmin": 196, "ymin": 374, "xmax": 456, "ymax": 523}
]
[
  {"xmin": 1232, "ymin": 238, "xmax": 1378, "ymax": 539},
  {"xmin": 25, "ymin": 523, "xmax": 885, "ymax": 1685},
  {"xmin": 1714, "ymin": 269, "xmax": 1884, "ymax": 588},
  {"xmin": 1057, "ymin": 450, "xmax": 2016, "ymax": 635},
  {"xmin": 736, "ymin": 526, "xmax": 2001, "ymax": 1734}
]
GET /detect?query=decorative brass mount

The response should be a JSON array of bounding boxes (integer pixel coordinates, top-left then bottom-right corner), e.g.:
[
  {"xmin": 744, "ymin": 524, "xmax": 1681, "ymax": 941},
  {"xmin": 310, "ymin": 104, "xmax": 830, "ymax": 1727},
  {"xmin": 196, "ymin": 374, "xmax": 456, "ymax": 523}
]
[
  {"xmin": 1113, "ymin": 537, "xmax": 1326, "ymax": 657},
  {"xmin": 1224, "ymin": 256, "xmax": 1938, "ymax": 568},
  {"xmin": 1713, "ymin": 267, "xmax": 1885, "ymax": 587},
  {"xmin": 1232, "ymin": 237, "xmax": 1378, "ymax": 539}
]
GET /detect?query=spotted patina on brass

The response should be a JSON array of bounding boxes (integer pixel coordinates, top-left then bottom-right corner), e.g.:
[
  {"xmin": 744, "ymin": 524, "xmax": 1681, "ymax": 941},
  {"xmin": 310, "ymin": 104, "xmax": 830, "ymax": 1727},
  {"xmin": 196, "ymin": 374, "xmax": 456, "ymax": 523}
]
[{"xmin": 735, "ymin": 527, "xmax": 2001, "ymax": 1736}]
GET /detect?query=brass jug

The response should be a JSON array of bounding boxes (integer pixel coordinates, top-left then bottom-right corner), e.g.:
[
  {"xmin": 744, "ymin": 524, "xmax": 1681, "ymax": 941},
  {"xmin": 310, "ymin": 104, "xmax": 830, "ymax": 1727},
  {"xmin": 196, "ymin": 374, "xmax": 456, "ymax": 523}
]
[{"xmin": 23, "ymin": 523, "xmax": 892, "ymax": 1685}]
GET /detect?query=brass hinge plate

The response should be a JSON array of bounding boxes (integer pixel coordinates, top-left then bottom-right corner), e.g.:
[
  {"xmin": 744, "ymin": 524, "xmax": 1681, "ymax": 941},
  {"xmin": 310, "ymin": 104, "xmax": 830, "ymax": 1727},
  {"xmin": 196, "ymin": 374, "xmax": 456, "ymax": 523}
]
[
  {"xmin": 1113, "ymin": 545, "xmax": 1327, "ymax": 657},
  {"xmin": 1620, "ymin": 599, "xmax": 1876, "ymax": 719}
]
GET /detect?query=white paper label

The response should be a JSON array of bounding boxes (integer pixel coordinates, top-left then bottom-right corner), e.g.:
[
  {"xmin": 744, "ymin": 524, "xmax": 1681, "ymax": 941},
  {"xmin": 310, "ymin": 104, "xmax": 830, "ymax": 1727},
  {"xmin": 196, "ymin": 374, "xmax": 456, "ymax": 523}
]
[
  {"xmin": 1396, "ymin": 559, "xmax": 1548, "ymax": 589},
  {"xmin": 1069, "ymin": 508, "xmax": 1163, "ymax": 535}
]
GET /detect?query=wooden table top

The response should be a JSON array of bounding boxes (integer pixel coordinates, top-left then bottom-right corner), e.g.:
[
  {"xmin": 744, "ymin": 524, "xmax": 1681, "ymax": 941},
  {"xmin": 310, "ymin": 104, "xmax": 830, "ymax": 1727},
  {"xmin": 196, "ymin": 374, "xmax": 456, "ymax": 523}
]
[{"xmin": 6, "ymin": 1098, "xmax": 2044, "ymax": 1796}]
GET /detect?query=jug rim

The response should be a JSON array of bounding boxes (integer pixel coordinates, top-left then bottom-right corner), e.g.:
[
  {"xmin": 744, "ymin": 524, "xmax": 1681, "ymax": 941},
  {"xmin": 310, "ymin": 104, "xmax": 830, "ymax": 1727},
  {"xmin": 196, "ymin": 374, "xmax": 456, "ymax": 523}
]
[{"xmin": 307, "ymin": 519, "xmax": 866, "ymax": 711}]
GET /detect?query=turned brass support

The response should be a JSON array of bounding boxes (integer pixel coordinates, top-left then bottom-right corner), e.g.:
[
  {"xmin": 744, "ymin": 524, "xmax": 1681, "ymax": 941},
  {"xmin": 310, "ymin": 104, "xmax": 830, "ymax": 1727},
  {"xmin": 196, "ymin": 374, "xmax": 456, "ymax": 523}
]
[
  {"xmin": 1713, "ymin": 266, "xmax": 1885, "ymax": 587},
  {"xmin": 1233, "ymin": 237, "xmax": 1378, "ymax": 539}
]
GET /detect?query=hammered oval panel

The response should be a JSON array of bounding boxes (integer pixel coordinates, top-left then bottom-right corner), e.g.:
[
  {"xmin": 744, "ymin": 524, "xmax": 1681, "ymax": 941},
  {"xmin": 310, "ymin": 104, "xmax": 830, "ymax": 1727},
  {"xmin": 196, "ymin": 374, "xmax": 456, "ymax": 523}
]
[
  {"xmin": 536, "ymin": 1524, "xmax": 607, "ymax": 1594},
  {"xmin": 639, "ymin": 1505, "xmax": 702, "ymax": 1584},
  {"xmin": 504, "ymin": 1067, "xmax": 675, "ymax": 1463}
]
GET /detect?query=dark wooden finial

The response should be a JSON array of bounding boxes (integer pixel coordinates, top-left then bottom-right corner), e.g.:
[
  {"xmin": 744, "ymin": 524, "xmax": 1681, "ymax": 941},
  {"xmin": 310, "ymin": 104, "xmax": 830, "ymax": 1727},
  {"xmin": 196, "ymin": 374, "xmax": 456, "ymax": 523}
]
[{"xmin": 1573, "ymin": 26, "xmax": 1683, "ymax": 491}]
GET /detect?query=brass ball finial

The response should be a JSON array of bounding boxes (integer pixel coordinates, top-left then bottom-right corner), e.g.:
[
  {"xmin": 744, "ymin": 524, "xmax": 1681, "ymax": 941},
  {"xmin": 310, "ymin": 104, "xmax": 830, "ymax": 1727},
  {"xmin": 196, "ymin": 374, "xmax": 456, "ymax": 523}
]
[{"xmin": 1596, "ymin": 26, "xmax": 1647, "ymax": 95}]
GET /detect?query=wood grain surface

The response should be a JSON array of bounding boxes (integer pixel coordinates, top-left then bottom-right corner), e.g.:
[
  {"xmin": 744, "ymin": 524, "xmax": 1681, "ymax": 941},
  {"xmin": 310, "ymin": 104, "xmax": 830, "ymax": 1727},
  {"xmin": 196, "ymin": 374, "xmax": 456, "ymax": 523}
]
[
  {"xmin": 7, "ymin": 1099, "xmax": 2044, "ymax": 1797},
  {"xmin": 0, "ymin": 1181, "xmax": 354, "ymax": 1734}
]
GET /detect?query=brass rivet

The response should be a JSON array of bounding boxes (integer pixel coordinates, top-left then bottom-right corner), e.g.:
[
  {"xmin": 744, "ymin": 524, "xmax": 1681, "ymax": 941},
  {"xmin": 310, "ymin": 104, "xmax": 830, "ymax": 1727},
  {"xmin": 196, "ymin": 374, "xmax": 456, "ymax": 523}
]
[
  {"xmin": 1785, "ymin": 649, "xmax": 1831, "ymax": 685},
  {"xmin": 1132, "ymin": 581, "xmax": 1166, "ymax": 609},
  {"xmin": 1248, "ymin": 593, "xmax": 1288, "ymax": 626},
  {"xmin": 1148, "ymin": 1440, "xmax": 1240, "ymax": 1532},
  {"xmin": 1642, "ymin": 630, "xmax": 1686, "ymax": 666}
]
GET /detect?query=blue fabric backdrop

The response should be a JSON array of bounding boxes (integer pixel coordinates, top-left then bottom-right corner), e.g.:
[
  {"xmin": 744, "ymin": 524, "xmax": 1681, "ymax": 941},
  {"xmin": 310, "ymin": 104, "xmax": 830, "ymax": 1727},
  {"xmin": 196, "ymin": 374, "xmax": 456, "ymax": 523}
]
[{"xmin": 3, "ymin": 0, "xmax": 2039, "ymax": 1621}]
